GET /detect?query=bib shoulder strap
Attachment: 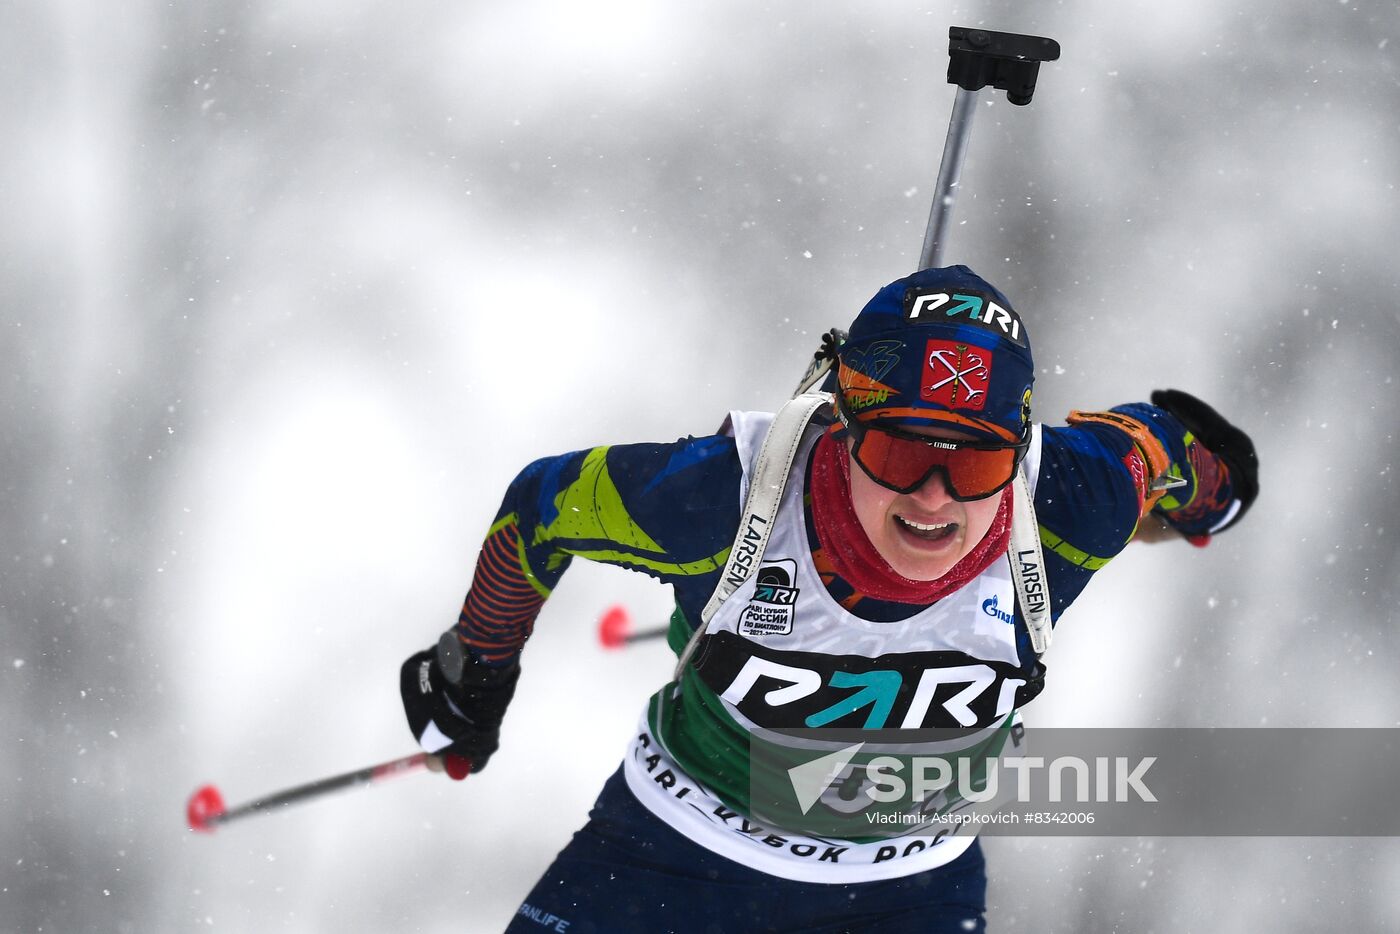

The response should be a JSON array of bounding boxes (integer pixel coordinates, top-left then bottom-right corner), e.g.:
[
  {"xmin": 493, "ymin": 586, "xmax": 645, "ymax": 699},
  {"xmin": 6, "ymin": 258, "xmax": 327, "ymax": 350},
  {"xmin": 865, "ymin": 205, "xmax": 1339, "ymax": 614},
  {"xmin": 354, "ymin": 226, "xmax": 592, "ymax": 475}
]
[
  {"xmin": 1010, "ymin": 430, "xmax": 1052, "ymax": 656},
  {"xmin": 674, "ymin": 392, "xmax": 830, "ymax": 677}
]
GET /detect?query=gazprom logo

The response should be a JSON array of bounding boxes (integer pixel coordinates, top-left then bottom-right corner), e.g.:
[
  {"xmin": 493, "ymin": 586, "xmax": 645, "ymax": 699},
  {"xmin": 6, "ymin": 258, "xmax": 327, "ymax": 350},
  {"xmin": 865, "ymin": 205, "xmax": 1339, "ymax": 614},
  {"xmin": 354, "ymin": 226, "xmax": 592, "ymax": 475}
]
[{"xmin": 982, "ymin": 594, "xmax": 1013, "ymax": 625}]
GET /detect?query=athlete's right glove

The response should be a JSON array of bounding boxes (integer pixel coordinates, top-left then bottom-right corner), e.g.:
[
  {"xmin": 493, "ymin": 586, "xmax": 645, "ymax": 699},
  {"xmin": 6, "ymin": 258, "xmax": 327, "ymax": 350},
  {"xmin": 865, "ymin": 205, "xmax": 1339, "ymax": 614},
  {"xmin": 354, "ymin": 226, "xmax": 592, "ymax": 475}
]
[
  {"xmin": 1150, "ymin": 388, "xmax": 1259, "ymax": 538},
  {"xmin": 400, "ymin": 632, "xmax": 520, "ymax": 779}
]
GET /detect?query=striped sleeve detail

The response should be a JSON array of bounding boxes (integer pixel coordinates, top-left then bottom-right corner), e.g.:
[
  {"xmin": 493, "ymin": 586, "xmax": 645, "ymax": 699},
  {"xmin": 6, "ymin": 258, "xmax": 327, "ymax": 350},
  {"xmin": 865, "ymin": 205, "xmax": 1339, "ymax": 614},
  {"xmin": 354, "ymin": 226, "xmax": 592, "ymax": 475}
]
[
  {"xmin": 455, "ymin": 514, "xmax": 548, "ymax": 665},
  {"xmin": 1038, "ymin": 524, "xmax": 1112, "ymax": 571},
  {"xmin": 534, "ymin": 445, "xmax": 732, "ymax": 578},
  {"xmin": 1065, "ymin": 409, "xmax": 1173, "ymax": 516},
  {"xmin": 555, "ymin": 545, "xmax": 730, "ymax": 578}
]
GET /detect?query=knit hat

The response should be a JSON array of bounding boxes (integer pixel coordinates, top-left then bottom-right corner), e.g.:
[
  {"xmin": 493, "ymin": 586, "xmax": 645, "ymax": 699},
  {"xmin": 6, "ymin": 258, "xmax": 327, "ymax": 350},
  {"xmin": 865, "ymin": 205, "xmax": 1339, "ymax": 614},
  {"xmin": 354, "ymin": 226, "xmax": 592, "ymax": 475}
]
[{"xmin": 836, "ymin": 265, "xmax": 1034, "ymax": 442}]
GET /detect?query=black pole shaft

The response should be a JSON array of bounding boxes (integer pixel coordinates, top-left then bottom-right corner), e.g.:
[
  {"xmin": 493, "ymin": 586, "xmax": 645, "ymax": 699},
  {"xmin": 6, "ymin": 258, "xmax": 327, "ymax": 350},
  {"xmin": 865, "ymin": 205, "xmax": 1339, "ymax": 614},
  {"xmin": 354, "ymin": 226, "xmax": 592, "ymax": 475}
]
[
  {"xmin": 209, "ymin": 753, "xmax": 429, "ymax": 827},
  {"xmin": 623, "ymin": 626, "xmax": 669, "ymax": 645}
]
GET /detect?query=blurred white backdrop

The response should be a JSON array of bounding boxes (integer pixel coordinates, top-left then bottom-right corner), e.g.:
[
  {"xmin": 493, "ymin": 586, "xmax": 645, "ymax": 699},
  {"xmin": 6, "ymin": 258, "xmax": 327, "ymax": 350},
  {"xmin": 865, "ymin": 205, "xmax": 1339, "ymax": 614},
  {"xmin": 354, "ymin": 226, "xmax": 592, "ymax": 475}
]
[{"xmin": 3, "ymin": 1, "xmax": 1398, "ymax": 931}]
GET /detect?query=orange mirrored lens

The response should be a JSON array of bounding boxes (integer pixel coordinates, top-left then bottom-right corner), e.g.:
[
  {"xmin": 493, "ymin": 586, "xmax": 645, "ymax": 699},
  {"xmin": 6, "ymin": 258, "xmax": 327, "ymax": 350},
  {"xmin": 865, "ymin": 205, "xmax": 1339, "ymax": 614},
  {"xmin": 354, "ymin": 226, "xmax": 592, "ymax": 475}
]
[{"xmin": 853, "ymin": 429, "xmax": 1018, "ymax": 499}]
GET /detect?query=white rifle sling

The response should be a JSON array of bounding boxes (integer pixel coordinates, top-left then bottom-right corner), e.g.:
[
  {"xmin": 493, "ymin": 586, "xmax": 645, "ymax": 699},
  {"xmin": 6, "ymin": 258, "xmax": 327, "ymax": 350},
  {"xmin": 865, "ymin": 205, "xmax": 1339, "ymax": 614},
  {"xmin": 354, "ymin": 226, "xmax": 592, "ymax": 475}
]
[
  {"xmin": 674, "ymin": 392, "xmax": 831, "ymax": 679},
  {"xmin": 1010, "ymin": 469, "xmax": 1052, "ymax": 656}
]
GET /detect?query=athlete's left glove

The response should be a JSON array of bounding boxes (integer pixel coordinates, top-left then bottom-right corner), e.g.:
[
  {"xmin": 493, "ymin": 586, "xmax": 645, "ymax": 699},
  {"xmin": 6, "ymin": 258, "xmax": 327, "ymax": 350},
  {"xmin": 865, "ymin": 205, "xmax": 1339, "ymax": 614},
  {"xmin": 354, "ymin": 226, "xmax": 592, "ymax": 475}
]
[
  {"xmin": 1150, "ymin": 388, "xmax": 1259, "ymax": 539},
  {"xmin": 400, "ymin": 632, "xmax": 520, "ymax": 779}
]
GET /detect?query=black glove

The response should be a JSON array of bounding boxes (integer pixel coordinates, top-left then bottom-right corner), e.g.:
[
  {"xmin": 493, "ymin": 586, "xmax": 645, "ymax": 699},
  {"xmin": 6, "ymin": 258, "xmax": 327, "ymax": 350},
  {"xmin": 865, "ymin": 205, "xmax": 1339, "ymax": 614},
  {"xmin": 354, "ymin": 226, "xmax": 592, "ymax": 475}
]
[
  {"xmin": 1150, "ymin": 388, "xmax": 1259, "ymax": 534},
  {"xmin": 400, "ymin": 632, "xmax": 520, "ymax": 776}
]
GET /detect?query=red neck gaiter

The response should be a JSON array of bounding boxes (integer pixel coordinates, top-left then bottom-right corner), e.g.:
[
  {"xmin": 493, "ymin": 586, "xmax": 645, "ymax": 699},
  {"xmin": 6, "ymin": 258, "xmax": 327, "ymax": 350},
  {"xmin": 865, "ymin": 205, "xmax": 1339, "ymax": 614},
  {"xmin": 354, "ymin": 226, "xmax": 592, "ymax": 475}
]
[{"xmin": 808, "ymin": 430, "xmax": 1012, "ymax": 604}]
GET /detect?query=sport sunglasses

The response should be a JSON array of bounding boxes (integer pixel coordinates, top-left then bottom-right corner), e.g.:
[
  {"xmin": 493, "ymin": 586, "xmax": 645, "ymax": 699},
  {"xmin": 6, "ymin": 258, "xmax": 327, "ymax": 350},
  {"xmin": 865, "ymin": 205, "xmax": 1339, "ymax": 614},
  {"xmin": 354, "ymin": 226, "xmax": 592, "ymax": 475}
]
[{"xmin": 833, "ymin": 390, "xmax": 1030, "ymax": 500}]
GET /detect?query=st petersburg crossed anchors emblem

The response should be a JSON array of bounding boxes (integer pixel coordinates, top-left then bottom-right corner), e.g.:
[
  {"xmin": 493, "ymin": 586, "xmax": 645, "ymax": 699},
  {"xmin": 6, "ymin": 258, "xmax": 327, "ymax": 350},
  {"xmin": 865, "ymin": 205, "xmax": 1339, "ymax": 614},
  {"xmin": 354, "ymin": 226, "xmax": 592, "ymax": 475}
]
[{"xmin": 925, "ymin": 346, "xmax": 988, "ymax": 406}]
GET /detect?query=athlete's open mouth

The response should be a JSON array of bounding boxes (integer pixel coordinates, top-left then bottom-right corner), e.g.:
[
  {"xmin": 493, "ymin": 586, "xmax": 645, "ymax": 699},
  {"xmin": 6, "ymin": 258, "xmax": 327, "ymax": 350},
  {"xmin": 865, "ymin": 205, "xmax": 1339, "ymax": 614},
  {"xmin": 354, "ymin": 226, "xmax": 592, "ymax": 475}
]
[{"xmin": 894, "ymin": 515, "xmax": 958, "ymax": 544}]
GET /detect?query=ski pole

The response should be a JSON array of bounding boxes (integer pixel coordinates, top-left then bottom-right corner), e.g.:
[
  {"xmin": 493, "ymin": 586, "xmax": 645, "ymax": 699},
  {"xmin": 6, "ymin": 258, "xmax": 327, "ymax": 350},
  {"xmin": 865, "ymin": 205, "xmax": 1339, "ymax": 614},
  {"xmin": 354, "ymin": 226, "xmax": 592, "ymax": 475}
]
[
  {"xmin": 791, "ymin": 26, "xmax": 1060, "ymax": 396},
  {"xmin": 919, "ymin": 84, "xmax": 980, "ymax": 271},
  {"xmin": 597, "ymin": 604, "xmax": 668, "ymax": 650},
  {"xmin": 186, "ymin": 751, "xmax": 471, "ymax": 833},
  {"xmin": 918, "ymin": 26, "xmax": 1061, "ymax": 271}
]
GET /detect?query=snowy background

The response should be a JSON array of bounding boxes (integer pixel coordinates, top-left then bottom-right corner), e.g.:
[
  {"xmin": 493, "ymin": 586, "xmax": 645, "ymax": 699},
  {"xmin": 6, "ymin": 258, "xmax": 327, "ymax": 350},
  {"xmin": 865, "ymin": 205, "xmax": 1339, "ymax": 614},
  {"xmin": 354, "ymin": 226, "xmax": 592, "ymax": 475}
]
[{"xmin": 3, "ymin": 0, "xmax": 1398, "ymax": 931}]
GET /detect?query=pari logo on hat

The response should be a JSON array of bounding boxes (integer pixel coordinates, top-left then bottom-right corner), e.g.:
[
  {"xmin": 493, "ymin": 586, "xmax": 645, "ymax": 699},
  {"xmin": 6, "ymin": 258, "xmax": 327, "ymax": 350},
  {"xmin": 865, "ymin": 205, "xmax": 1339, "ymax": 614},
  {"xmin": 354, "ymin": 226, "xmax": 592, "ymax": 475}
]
[
  {"xmin": 837, "ymin": 265, "xmax": 1034, "ymax": 441},
  {"xmin": 903, "ymin": 289, "xmax": 1027, "ymax": 348}
]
